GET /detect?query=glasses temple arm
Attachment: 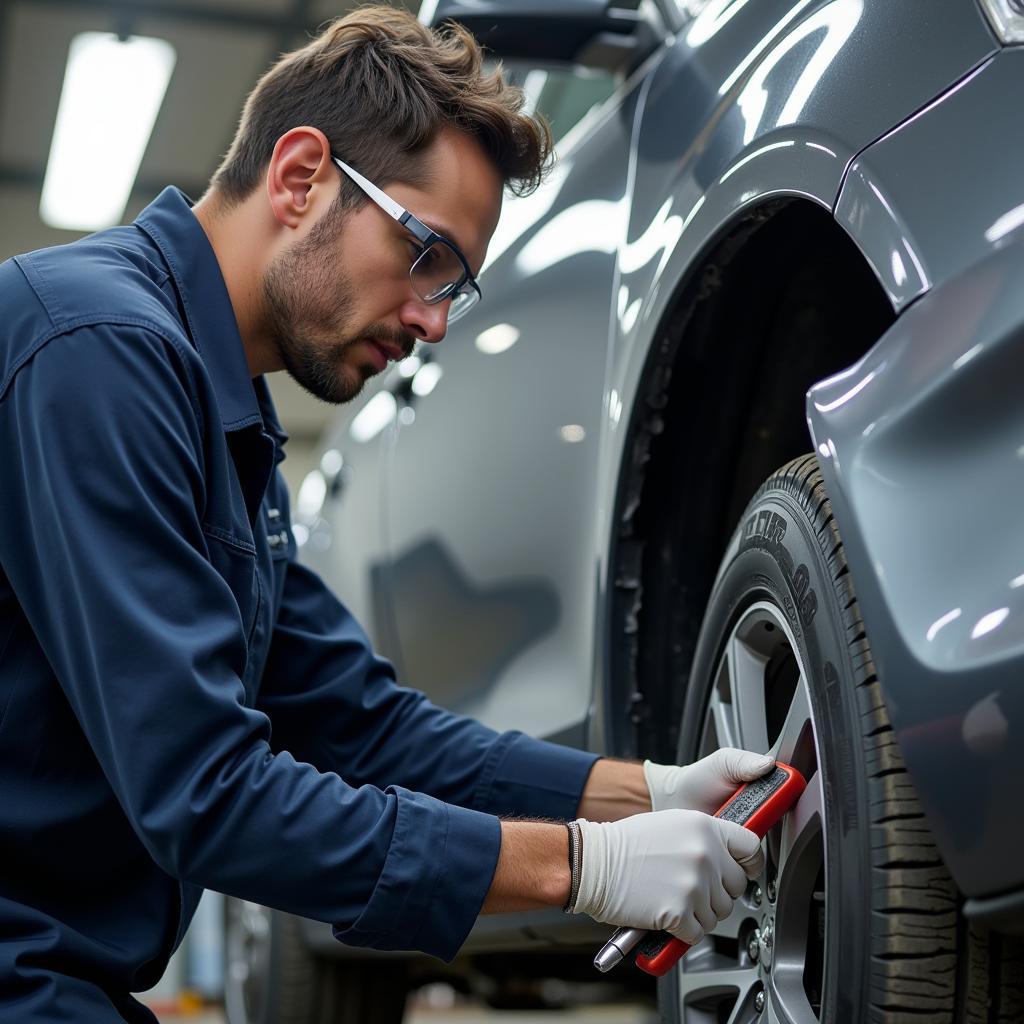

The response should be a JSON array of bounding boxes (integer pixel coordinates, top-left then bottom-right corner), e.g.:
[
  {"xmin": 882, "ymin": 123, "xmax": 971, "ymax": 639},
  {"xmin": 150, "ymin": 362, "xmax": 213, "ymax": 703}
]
[{"xmin": 332, "ymin": 156, "xmax": 407, "ymax": 222}]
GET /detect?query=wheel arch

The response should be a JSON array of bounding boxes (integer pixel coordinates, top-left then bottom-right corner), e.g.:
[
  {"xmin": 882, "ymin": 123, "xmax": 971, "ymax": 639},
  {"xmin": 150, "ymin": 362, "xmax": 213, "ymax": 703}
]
[{"xmin": 604, "ymin": 196, "xmax": 893, "ymax": 762}]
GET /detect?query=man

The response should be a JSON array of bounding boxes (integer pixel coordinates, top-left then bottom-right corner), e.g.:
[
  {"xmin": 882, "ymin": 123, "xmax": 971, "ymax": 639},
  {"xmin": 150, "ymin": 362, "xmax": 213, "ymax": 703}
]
[{"xmin": 0, "ymin": 7, "xmax": 774, "ymax": 1021}]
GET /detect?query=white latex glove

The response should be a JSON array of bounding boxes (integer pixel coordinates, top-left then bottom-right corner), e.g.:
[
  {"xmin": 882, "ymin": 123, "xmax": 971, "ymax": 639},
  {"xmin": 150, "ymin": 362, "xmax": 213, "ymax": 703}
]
[
  {"xmin": 569, "ymin": 809, "xmax": 764, "ymax": 944},
  {"xmin": 644, "ymin": 748, "xmax": 776, "ymax": 815}
]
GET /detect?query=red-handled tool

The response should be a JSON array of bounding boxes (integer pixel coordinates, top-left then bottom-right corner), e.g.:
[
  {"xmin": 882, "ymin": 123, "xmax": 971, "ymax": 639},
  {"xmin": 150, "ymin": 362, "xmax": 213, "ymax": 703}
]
[{"xmin": 593, "ymin": 762, "xmax": 807, "ymax": 976}]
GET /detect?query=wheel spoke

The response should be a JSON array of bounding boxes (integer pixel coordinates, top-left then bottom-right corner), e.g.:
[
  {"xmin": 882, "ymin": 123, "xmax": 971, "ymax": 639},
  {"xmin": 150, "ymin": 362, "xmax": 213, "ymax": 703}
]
[
  {"xmin": 725, "ymin": 980, "xmax": 764, "ymax": 1024},
  {"xmin": 728, "ymin": 636, "xmax": 770, "ymax": 754},
  {"xmin": 767, "ymin": 970, "xmax": 821, "ymax": 1024},
  {"xmin": 778, "ymin": 769, "xmax": 823, "ymax": 872},
  {"xmin": 709, "ymin": 687, "xmax": 738, "ymax": 750},
  {"xmin": 678, "ymin": 961, "xmax": 759, "ymax": 1013},
  {"xmin": 772, "ymin": 679, "xmax": 812, "ymax": 766}
]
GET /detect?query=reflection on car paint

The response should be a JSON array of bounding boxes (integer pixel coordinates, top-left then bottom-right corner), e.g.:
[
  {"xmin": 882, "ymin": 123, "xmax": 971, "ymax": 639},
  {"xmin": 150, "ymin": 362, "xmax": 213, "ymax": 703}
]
[
  {"xmin": 386, "ymin": 537, "xmax": 560, "ymax": 712},
  {"xmin": 515, "ymin": 197, "xmax": 625, "ymax": 276}
]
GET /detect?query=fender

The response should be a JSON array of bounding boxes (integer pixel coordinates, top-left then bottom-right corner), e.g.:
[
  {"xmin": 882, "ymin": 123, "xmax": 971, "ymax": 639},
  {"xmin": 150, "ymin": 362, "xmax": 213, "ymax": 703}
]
[
  {"xmin": 603, "ymin": 0, "xmax": 995, "ymax": 459},
  {"xmin": 591, "ymin": 0, "xmax": 996, "ymax": 750},
  {"xmin": 807, "ymin": 231, "xmax": 1024, "ymax": 907}
]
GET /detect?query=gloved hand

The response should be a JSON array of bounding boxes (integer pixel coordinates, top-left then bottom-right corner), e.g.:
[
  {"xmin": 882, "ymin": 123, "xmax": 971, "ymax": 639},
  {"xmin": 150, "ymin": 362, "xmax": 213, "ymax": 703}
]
[
  {"xmin": 568, "ymin": 809, "xmax": 764, "ymax": 944},
  {"xmin": 644, "ymin": 748, "xmax": 776, "ymax": 815}
]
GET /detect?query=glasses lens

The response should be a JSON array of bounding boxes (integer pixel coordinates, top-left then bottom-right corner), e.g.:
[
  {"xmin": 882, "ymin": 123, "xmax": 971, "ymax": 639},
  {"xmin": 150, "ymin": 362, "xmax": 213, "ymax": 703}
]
[
  {"xmin": 411, "ymin": 241, "xmax": 465, "ymax": 303},
  {"xmin": 447, "ymin": 286, "xmax": 480, "ymax": 323}
]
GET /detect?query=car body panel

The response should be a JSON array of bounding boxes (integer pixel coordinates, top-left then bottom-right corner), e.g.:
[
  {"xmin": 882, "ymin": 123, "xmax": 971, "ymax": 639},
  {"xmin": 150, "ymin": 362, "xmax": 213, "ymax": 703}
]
[
  {"xmin": 809, "ymin": 44, "xmax": 1024, "ymax": 901},
  {"xmin": 836, "ymin": 48, "xmax": 1024, "ymax": 311},
  {"xmin": 613, "ymin": 0, "xmax": 996, "ymax": 363},
  {"xmin": 311, "ymin": 0, "xmax": 997, "ymax": 747},
  {"xmin": 590, "ymin": 0, "xmax": 997, "ymax": 751},
  {"xmin": 382, "ymin": 60, "xmax": 653, "ymax": 738},
  {"xmin": 303, "ymin": 376, "xmax": 397, "ymax": 657},
  {"xmin": 807, "ymin": 228, "xmax": 1024, "ymax": 901},
  {"xmin": 610, "ymin": 0, "xmax": 997, "ymax": 451}
]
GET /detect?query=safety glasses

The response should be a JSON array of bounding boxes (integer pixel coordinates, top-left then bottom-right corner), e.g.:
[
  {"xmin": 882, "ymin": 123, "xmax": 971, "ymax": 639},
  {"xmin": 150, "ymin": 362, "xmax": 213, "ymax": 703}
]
[{"xmin": 332, "ymin": 155, "xmax": 482, "ymax": 323}]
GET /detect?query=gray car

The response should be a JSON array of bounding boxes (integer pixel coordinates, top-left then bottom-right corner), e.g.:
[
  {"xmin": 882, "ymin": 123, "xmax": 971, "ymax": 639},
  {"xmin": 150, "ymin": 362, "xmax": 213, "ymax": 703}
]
[{"xmin": 226, "ymin": 2, "xmax": 1024, "ymax": 1022}]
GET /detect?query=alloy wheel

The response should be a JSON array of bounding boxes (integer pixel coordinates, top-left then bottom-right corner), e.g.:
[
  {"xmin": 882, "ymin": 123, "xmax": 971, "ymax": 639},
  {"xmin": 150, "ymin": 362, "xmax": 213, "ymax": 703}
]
[{"xmin": 675, "ymin": 601, "xmax": 825, "ymax": 1024}]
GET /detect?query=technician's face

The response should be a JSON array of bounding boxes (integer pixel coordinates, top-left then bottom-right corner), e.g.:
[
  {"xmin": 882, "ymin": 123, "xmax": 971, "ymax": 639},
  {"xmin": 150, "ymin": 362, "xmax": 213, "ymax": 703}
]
[{"xmin": 263, "ymin": 129, "xmax": 502, "ymax": 405}]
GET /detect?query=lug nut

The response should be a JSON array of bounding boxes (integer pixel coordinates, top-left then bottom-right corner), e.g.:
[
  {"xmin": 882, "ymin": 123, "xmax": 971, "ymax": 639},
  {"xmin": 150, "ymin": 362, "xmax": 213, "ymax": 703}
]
[
  {"xmin": 752, "ymin": 885, "xmax": 763, "ymax": 906},
  {"xmin": 754, "ymin": 989, "xmax": 766, "ymax": 1013},
  {"xmin": 747, "ymin": 929, "xmax": 761, "ymax": 963}
]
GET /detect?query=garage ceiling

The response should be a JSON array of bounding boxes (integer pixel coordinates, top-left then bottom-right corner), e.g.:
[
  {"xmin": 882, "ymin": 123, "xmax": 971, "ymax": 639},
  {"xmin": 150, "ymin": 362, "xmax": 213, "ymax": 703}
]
[{"xmin": 0, "ymin": 0, "xmax": 415, "ymax": 437}]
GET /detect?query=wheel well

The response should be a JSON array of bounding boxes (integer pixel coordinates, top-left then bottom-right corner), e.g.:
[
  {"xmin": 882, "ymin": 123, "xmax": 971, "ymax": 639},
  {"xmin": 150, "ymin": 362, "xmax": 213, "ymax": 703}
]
[{"xmin": 608, "ymin": 199, "xmax": 895, "ymax": 762}]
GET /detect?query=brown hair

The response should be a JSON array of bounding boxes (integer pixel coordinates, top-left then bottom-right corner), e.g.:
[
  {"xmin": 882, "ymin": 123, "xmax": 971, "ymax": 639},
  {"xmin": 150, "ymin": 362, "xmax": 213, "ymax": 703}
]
[{"xmin": 209, "ymin": 4, "xmax": 552, "ymax": 209}]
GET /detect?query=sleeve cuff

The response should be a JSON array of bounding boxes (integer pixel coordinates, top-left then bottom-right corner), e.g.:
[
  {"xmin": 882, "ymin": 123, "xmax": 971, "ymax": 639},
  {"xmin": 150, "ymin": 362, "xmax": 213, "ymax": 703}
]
[
  {"xmin": 332, "ymin": 787, "xmax": 501, "ymax": 962},
  {"xmin": 472, "ymin": 732, "xmax": 600, "ymax": 821}
]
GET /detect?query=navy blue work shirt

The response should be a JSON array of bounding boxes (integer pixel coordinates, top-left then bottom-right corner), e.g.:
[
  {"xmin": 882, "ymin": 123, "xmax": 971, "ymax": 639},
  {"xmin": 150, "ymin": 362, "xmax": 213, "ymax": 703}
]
[{"xmin": 0, "ymin": 187, "xmax": 599, "ymax": 1023}]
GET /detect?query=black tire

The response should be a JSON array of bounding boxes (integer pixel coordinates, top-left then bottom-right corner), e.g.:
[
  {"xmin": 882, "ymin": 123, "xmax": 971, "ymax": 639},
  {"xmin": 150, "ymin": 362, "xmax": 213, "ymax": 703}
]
[
  {"xmin": 224, "ymin": 900, "xmax": 408, "ymax": 1024},
  {"xmin": 659, "ymin": 455, "xmax": 1022, "ymax": 1024}
]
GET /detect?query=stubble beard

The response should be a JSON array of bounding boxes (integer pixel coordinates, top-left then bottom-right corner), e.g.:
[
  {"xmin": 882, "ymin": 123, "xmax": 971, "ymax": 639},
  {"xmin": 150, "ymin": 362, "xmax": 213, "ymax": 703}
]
[{"xmin": 262, "ymin": 211, "xmax": 370, "ymax": 405}]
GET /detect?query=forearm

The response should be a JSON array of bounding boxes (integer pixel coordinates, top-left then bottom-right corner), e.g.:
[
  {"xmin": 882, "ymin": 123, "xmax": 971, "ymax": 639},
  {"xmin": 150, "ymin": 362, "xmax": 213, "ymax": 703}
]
[
  {"xmin": 481, "ymin": 759, "xmax": 650, "ymax": 916},
  {"xmin": 576, "ymin": 757, "xmax": 651, "ymax": 821},
  {"xmin": 481, "ymin": 820, "xmax": 571, "ymax": 914}
]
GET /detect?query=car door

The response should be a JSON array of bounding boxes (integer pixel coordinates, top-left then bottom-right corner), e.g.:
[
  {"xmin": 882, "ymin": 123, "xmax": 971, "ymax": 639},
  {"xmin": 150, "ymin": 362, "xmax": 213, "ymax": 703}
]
[{"xmin": 381, "ymin": 59, "xmax": 655, "ymax": 742}]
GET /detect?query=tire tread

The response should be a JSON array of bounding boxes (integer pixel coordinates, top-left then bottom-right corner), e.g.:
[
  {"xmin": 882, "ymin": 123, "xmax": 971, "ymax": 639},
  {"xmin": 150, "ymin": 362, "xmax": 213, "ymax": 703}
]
[{"xmin": 760, "ymin": 456, "xmax": 1003, "ymax": 1023}]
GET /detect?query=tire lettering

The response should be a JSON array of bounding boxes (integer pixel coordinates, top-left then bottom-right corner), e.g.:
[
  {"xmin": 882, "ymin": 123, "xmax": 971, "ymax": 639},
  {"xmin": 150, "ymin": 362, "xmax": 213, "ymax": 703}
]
[
  {"xmin": 742, "ymin": 510, "xmax": 787, "ymax": 548},
  {"xmin": 791, "ymin": 563, "xmax": 818, "ymax": 628},
  {"xmin": 739, "ymin": 509, "xmax": 817, "ymax": 627},
  {"xmin": 799, "ymin": 587, "xmax": 818, "ymax": 627}
]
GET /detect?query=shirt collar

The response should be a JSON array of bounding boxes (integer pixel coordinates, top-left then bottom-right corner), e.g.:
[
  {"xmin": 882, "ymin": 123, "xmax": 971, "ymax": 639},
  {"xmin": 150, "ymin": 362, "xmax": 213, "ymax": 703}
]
[{"xmin": 134, "ymin": 186, "xmax": 271, "ymax": 435}]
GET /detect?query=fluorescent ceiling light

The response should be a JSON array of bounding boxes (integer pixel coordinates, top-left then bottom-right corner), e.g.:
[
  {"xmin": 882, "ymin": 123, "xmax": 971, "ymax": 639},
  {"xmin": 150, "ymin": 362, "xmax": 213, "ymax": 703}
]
[
  {"xmin": 475, "ymin": 323, "xmax": 520, "ymax": 355},
  {"xmin": 411, "ymin": 362, "xmax": 443, "ymax": 398},
  {"xmin": 41, "ymin": 32, "xmax": 176, "ymax": 231},
  {"xmin": 349, "ymin": 392, "xmax": 397, "ymax": 443}
]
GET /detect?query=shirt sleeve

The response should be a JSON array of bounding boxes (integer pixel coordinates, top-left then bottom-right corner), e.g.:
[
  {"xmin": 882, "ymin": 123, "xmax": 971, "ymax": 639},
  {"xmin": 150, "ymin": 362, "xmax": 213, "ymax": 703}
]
[
  {"xmin": 258, "ymin": 553, "xmax": 601, "ymax": 822},
  {"xmin": 0, "ymin": 323, "xmax": 497, "ymax": 960}
]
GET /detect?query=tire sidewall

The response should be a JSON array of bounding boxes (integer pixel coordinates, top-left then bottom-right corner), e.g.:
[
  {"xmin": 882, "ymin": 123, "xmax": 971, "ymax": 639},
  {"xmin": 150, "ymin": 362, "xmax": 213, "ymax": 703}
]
[{"xmin": 673, "ymin": 484, "xmax": 870, "ymax": 1021}]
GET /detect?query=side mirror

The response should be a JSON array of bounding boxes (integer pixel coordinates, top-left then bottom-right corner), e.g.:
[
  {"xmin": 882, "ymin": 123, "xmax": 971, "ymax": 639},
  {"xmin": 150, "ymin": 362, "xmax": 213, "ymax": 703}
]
[{"xmin": 421, "ymin": 0, "xmax": 659, "ymax": 72}]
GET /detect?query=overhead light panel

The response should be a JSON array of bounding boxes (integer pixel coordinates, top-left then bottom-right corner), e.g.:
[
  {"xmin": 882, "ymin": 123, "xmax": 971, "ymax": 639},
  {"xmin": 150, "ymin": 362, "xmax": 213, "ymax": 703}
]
[
  {"xmin": 41, "ymin": 32, "xmax": 176, "ymax": 231},
  {"xmin": 475, "ymin": 323, "xmax": 520, "ymax": 355}
]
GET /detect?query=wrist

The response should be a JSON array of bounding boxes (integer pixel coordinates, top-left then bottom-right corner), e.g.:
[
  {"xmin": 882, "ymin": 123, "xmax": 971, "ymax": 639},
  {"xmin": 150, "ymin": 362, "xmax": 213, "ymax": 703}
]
[
  {"xmin": 482, "ymin": 821, "xmax": 572, "ymax": 914},
  {"xmin": 576, "ymin": 757, "xmax": 652, "ymax": 821}
]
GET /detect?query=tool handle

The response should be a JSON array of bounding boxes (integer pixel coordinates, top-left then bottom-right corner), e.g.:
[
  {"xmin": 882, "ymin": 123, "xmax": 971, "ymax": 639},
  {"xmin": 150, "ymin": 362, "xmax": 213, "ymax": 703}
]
[{"xmin": 634, "ymin": 763, "xmax": 806, "ymax": 977}]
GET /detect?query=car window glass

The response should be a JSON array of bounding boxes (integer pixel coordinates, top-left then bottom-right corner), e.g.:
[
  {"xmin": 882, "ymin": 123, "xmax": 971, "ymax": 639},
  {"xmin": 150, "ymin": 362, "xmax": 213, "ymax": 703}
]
[
  {"xmin": 477, "ymin": 65, "xmax": 618, "ymax": 275},
  {"xmin": 506, "ymin": 65, "xmax": 618, "ymax": 147}
]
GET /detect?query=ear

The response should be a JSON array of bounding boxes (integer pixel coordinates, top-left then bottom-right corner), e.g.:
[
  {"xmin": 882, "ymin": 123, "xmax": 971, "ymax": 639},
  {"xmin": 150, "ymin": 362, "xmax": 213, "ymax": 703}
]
[{"xmin": 265, "ymin": 127, "xmax": 336, "ymax": 229}]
